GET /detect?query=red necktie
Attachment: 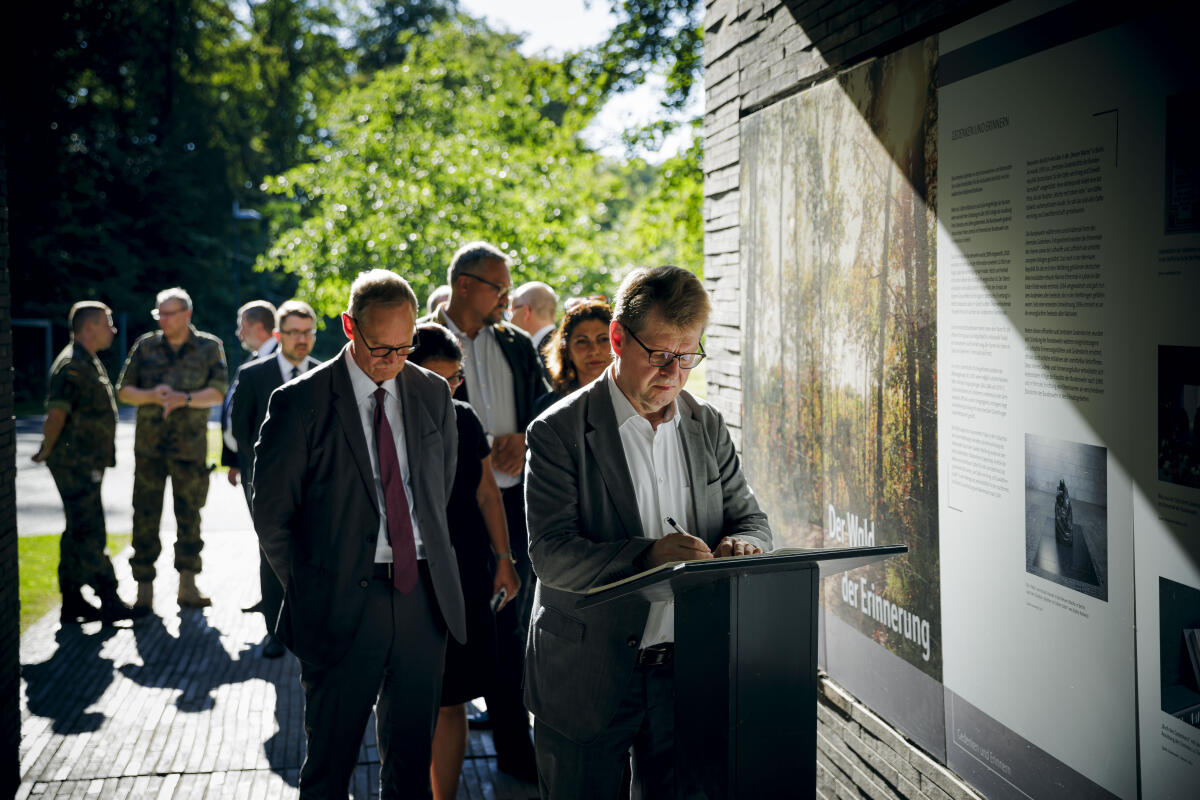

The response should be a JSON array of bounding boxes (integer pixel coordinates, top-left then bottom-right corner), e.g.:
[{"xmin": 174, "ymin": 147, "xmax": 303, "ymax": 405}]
[{"xmin": 373, "ymin": 387, "xmax": 418, "ymax": 593}]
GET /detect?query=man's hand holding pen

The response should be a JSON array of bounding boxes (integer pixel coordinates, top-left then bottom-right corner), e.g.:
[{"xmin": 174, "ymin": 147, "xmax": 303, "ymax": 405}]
[{"xmin": 647, "ymin": 517, "xmax": 763, "ymax": 568}]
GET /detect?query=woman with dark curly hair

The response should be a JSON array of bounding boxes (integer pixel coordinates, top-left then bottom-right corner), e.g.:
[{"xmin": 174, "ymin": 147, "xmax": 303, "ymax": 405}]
[
  {"xmin": 533, "ymin": 298, "xmax": 613, "ymax": 418},
  {"xmin": 409, "ymin": 322, "xmax": 521, "ymax": 800}
]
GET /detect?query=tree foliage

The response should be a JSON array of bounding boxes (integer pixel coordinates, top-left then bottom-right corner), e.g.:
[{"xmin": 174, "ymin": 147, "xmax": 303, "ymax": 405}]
[{"xmin": 258, "ymin": 19, "xmax": 700, "ymax": 314}]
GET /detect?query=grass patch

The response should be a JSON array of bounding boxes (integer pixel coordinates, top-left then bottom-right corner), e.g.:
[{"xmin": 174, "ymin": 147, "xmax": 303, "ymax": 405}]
[
  {"xmin": 207, "ymin": 424, "xmax": 227, "ymax": 472},
  {"xmin": 18, "ymin": 533, "xmax": 133, "ymax": 633}
]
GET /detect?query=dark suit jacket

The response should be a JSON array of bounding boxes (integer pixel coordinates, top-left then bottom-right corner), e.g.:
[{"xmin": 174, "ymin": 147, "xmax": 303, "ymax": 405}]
[
  {"xmin": 221, "ymin": 340, "xmax": 278, "ymax": 468},
  {"xmin": 230, "ymin": 353, "xmax": 320, "ymax": 483},
  {"xmin": 252, "ymin": 346, "xmax": 467, "ymax": 668},
  {"xmin": 419, "ymin": 311, "xmax": 549, "ymax": 432},
  {"xmin": 523, "ymin": 376, "xmax": 772, "ymax": 742}
]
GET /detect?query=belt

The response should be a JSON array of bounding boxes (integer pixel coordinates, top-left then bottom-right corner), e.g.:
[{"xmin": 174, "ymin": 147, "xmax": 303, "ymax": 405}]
[
  {"xmin": 372, "ymin": 561, "xmax": 429, "ymax": 581},
  {"xmin": 636, "ymin": 643, "xmax": 674, "ymax": 667}
]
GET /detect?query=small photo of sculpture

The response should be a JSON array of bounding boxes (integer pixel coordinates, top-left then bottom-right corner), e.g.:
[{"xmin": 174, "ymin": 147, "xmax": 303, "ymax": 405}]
[
  {"xmin": 1158, "ymin": 345, "xmax": 1200, "ymax": 490},
  {"xmin": 1159, "ymin": 577, "xmax": 1200, "ymax": 730},
  {"xmin": 1025, "ymin": 433, "xmax": 1108, "ymax": 601}
]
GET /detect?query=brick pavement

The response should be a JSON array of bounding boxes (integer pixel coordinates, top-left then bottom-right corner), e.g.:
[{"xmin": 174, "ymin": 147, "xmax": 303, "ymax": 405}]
[{"xmin": 18, "ymin": 525, "xmax": 539, "ymax": 799}]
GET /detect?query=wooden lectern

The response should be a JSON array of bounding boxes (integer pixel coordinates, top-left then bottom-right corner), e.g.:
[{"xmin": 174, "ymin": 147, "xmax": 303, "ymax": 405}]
[{"xmin": 576, "ymin": 545, "xmax": 907, "ymax": 799}]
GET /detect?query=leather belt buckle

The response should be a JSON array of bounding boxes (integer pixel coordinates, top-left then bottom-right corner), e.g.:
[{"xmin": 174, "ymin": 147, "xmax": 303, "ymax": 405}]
[
  {"xmin": 372, "ymin": 562, "xmax": 393, "ymax": 581},
  {"xmin": 636, "ymin": 643, "xmax": 674, "ymax": 666}
]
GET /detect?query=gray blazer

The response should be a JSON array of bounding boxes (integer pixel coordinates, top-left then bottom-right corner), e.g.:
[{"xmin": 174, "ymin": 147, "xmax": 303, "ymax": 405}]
[
  {"xmin": 523, "ymin": 375, "xmax": 771, "ymax": 742},
  {"xmin": 252, "ymin": 346, "xmax": 466, "ymax": 668}
]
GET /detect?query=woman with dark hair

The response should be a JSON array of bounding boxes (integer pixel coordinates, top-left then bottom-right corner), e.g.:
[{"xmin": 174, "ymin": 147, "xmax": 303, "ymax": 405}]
[
  {"xmin": 533, "ymin": 298, "xmax": 613, "ymax": 418},
  {"xmin": 410, "ymin": 322, "xmax": 521, "ymax": 800}
]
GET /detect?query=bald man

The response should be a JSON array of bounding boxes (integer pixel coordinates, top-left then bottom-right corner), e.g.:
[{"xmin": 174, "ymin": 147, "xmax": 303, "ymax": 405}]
[{"xmin": 509, "ymin": 281, "xmax": 557, "ymax": 368}]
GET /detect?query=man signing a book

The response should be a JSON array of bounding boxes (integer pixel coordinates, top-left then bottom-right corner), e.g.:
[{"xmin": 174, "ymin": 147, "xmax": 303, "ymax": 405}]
[{"xmin": 523, "ymin": 265, "xmax": 773, "ymax": 797}]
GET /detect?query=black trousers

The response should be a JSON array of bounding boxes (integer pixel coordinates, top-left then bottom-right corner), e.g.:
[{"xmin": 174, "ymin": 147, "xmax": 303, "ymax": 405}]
[
  {"xmin": 298, "ymin": 564, "xmax": 446, "ymax": 799},
  {"xmin": 483, "ymin": 485, "xmax": 537, "ymax": 770},
  {"xmin": 534, "ymin": 661, "xmax": 675, "ymax": 799}
]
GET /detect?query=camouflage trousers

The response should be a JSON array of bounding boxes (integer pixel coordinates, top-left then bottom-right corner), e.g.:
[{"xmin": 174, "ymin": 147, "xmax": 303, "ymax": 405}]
[
  {"xmin": 130, "ymin": 455, "xmax": 210, "ymax": 582},
  {"xmin": 48, "ymin": 464, "xmax": 118, "ymax": 593}
]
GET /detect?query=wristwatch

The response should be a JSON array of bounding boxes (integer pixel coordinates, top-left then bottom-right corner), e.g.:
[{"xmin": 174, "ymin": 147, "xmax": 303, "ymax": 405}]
[
  {"xmin": 185, "ymin": 391, "xmax": 192, "ymax": 406},
  {"xmin": 494, "ymin": 551, "xmax": 515, "ymax": 562}
]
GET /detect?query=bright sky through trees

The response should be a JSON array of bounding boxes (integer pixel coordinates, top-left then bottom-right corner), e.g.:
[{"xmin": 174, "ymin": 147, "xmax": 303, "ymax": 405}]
[{"xmin": 457, "ymin": 0, "xmax": 701, "ymax": 159}]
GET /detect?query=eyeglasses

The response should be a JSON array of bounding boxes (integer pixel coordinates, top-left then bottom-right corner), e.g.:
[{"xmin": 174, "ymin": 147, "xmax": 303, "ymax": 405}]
[
  {"xmin": 623, "ymin": 326, "xmax": 706, "ymax": 370},
  {"xmin": 351, "ymin": 317, "xmax": 420, "ymax": 357},
  {"xmin": 463, "ymin": 272, "xmax": 511, "ymax": 300},
  {"xmin": 447, "ymin": 370, "xmax": 465, "ymax": 388},
  {"xmin": 280, "ymin": 328, "xmax": 316, "ymax": 339},
  {"xmin": 151, "ymin": 306, "xmax": 187, "ymax": 321}
]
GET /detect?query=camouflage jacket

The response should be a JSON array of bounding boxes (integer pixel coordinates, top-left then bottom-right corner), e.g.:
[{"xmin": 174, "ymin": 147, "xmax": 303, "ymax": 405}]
[
  {"xmin": 118, "ymin": 326, "xmax": 228, "ymax": 461},
  {"xmin": 44, "ymin": 342, "xmax": 118, "ymax": 470}
]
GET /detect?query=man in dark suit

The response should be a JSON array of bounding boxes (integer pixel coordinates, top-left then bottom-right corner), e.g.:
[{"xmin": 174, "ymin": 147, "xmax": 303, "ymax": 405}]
[
  {"xmin": 230, "ymin": 299, "xmax": 320, "ymax": 658},
  {"xmin": 420, "ymin": 241, "xmax": 548, "ymax": 782},
  {"xmin": 524, "ymin": 265, "xmax": 773, "ymax": 797},
  {"xmin": 221, "ymin": 299, "xmax": 277, "ymax": 488},
  {"xmin": 253, "ymin": 270, "xmax": 466, "ymax": 798}
]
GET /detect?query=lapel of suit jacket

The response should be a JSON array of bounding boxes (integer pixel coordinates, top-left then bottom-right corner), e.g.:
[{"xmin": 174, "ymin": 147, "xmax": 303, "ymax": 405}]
[
  {"xmin": 676, "ymin": 393, "xmax": 711, "ymax": 540},
  {"xmin": 330, "ymin": 348, "xmax": 379, "ymax": 514},
  {"xmin": 396, "ymin": 366, "xmax": 427, "ymax": 507},
  {"xmin": 584, "ymin": 380, "xmax": 644, "ymax": 540}
]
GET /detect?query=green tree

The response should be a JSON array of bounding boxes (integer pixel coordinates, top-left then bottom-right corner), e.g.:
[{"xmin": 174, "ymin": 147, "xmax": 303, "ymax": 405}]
[{"xmin": 258, "ymin": 19, "xmax": 634, "ymax": 313}]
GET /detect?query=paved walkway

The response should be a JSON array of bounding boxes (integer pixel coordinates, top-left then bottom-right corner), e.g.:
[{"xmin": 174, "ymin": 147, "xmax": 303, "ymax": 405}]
[{"xmin": 17, "ymin": 421, "xmax": 539, "ymax": 799}]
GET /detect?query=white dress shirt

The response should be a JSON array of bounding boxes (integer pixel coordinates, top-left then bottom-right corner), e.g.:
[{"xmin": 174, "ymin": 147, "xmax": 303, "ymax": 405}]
[
  {"xmin": 532, "ymin": 323, "xmax": 556, "ymax": 354},
  {"xmin": 606, "ymin": 370, "xmax": 693, "ymax": 647},
  {"xmin": 276, "ymin": 350, "xmax": 312, "ymax": 382},
  {"xmin": 343, "ymin": 349, "xmax": 425, "ymax": 561},
  {"xmin": 439, "ymin": 310, "xmax": 520, "ymax": 489}
]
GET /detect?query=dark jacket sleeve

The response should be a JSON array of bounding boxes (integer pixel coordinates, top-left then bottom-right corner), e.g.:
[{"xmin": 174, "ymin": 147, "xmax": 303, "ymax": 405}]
[
  {"xmin": 230, "ymin": 365, "xmax": 257, "ymax": 459},
  {"xmin": 251, "ymin": 385, "xmax": 306, "ymax": 589}
]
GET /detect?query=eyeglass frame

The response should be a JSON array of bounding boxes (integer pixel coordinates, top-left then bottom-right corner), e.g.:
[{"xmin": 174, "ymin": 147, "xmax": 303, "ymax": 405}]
[
  {"xmin": 446, "ymin": 369, "xmax": 465, "ymax": 388},
  {"xmin": 622, "ymin": 325, "xmax": 706, "ymax": 370},
  {"xmin": 151, "ymin": 305, "xmax": 188, "ymax": 321},
  {"xmin": 278, "ymin": 326, "xmax": 317, "ymax": 339},
  {"xmin": 350, "ymin": 316, "xmax": 420, "ymax": 358},
  {"xmin": 462, "ymin": 272, "xmax": 511, "ymax": 300}
]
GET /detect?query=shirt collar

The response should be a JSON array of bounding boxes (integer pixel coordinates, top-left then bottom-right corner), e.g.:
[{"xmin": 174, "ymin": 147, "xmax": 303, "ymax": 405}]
[
  {"xmin": 277, "ymin": 350, "xmax": 307, "ymax": 378},
  {"xmin": 343, "ymin": 347, "xmax": 395, "ymax": 403},
  {"xmin": 258, "ymin": 338, "xmax": 279, "ymax": 357},
  {"xmin": 439, "ymin": 307, "xmax": 493, "ymax": 344},
  {"xmin": 605, "ymin": 367, "xmax": 678, "ymax": 430},
  {"xmin": 533, "ymin": 323, "xmax": 556, "ymax": 344}
]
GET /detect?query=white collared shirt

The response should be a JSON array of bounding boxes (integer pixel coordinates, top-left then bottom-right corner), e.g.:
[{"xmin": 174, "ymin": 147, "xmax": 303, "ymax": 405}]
[
  {"xmin": 276, "ymin": 351, "xmax": 312, "ymax": 382},
  {"xmin": 606, "ymin": 369, "xmax": 693, "ymax": 647},
  {"xmin": 342, "ymin": 349, "xmax": 425, "ymax": 561},
  {"xmin": 439, "ymin": 310, "xmax": 520, "ymax": 489}
]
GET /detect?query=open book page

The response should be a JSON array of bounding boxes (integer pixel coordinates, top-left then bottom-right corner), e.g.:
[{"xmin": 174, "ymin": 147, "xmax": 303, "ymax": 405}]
[{"xmin": 583, "ymin": 547, "xmax": 818, "ymax": 595}]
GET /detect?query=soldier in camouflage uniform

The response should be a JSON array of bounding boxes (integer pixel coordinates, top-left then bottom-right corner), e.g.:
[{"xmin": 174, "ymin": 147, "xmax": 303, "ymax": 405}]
[
  {"xmin": 117, "ymin": 287, "xmax": 228, "ymax": 609},
  {"xmin": 33, "ymin": 301, "xmax": 147, "ymax": 624}
]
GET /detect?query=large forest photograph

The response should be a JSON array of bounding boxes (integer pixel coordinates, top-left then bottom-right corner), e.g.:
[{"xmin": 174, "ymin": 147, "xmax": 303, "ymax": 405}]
[{"xmin": 741, "ymin": 40, "xmax": 940, "ymax": 678}]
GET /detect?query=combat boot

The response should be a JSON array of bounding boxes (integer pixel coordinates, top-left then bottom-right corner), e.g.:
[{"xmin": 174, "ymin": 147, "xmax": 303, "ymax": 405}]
[
  {"xmin": 97, "ymin": 586, "xmax": 150, "ymax": 624},
  {"xmin": 178, "ymin": 570, "xmax": 212, "ymax": 608},
  {"xmin": 135, "ymin": 581, "xmax": 154, "ymax": 609},
  {"xmin": 60, "ymin": 586, "xmax": 102, "ymax": 624}
]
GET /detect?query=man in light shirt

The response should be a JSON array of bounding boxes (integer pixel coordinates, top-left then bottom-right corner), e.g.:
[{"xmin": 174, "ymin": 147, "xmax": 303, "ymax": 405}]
[
  {"xmin": 253, "ymin": 271, "xmax": 465, "ymax": 797},
  {"xmin": 524, "ymin": 265, "xmax": 772, "ymax": 797},
  {"xmin": 421, "ymin": 241, "xmax": 547, "ymax": 782}
]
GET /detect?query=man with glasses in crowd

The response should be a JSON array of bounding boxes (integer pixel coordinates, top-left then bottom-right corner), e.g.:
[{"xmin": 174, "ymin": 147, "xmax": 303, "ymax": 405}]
[
  {"xmin": 117, "ymin": 288, "xmax": 228, "ymax": 610},
  {"xmin": 421, "ymin": 240, "xmax": 547, "ymax": 783},
  {"xmin": 230, "ymin": 299, "xmax": 320, "ymax": 658},
  {"xmin": 524, "ymin": 265, "xmax": 773, "ymax": 797},
  {"xmin": 252, "ymin": 270, "xmax": 465, "ymax": 797}
]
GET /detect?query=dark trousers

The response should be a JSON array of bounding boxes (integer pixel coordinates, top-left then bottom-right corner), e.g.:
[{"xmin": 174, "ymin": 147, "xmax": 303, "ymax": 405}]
[
  {"xmin": 483, "ymin": 486, "xmax": 537, "ymax": 770},
  {"xmin": 534, "ymin": 661, "xmax": 675, "ymax": 799},
  {"xmin": 48, "ymin": 464, "xmax": 117, "ymax": 592},
  {"xmin": 242, "ymin": 469, "xmax": 284, "ymax": 635},
  {"xmin": 298, "ymin": 564, "xmax": 446, "ymax": 799}
]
